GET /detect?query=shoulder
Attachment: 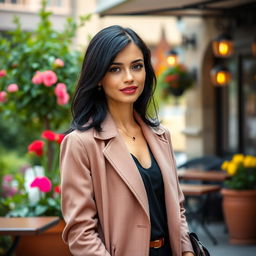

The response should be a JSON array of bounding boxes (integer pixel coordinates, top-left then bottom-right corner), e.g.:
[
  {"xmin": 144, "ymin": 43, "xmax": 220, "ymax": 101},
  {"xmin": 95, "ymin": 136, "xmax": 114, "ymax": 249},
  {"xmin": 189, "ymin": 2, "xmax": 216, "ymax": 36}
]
[
  {"xmin": 159, "ymin": 124, "xmax": 170, "ymax": 133},
  {"xmin": 151, "ymin": 124, "xmax": 174, "ymax": 147},
  {"xmin": 61, "ymin": 128, "xmax": 96, "ymax": 151},
  {"xmin": 151, "ymin": 123, "xmax": 170, "ymax": 136},
  {"xmin": 65, "ymin": 128, "xmax": 94, "ymax": 141}
]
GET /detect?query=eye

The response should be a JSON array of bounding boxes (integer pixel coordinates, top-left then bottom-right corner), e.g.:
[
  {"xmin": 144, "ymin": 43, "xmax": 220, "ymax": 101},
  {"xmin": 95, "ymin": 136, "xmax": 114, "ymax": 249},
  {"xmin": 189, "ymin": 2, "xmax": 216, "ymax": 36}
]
[
  {"xmin": 109, "ymin": 66, "xmax": 120, "ymax": 73},
  {"xmin": 132, "ymin": 63, "xmax": 144, "ymax": 71}
]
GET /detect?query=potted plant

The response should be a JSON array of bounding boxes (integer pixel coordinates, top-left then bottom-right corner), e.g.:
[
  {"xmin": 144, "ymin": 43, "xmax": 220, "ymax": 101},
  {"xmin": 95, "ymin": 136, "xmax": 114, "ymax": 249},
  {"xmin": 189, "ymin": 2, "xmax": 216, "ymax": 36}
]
[
  {"xmin": 221, "ymin": 154, "xmax": 256, "ymax": 244},
  {"xmin": 157, "ymin": 64, "xmax": 194, "ymax": 98}
]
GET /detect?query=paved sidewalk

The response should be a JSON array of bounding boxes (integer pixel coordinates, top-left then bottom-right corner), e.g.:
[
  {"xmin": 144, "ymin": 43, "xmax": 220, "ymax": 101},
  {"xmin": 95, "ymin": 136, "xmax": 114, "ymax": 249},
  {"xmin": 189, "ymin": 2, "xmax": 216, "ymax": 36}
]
[{"xmin": 193, "ymin": 222, "xmax": 256, "ymax": 256}]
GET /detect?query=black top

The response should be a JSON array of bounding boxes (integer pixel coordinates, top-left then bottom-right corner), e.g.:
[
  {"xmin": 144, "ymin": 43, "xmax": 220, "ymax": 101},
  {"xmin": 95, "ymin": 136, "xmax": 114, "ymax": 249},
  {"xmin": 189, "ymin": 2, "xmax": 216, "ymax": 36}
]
[{"xmin": 131, "ymin": 149, "xmax": 169, "ymax": 241}]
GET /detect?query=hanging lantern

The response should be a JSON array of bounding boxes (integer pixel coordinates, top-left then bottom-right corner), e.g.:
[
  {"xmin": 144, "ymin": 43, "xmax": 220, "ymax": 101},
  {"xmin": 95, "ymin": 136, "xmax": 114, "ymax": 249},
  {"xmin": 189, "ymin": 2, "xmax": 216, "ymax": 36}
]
[
  {"xmin": 210, "ymin": 66, "xmax": 231, "ymax": 86},
  {"xmin": 252, "ymin": 39, "xmax": 256, "ymax": 57},
  {"xmin": 167, "ymin": 50, "xmax": 178, "ymax": 66},
  {"xmin": 212, "ymin": 34, "xmax": 233, "ymax": 58}
]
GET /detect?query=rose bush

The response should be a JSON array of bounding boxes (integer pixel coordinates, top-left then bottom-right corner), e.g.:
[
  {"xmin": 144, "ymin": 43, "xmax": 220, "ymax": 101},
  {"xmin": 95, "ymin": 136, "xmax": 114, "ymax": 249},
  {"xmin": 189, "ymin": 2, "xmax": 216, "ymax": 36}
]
[
  {"xmin": 0, "ymin": 0, "xmax": 91, "ymax": 131},
  {"xmin": 0, "ymin": 1, "xmax": 90, "ymax": 218}
]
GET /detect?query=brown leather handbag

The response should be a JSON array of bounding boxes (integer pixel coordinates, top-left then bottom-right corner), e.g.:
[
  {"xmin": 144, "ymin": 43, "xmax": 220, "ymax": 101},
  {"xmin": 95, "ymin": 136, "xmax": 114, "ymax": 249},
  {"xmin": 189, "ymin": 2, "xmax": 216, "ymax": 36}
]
[{"xmin": 189, "ymin": 232, "xmax": 210, "ymax": 256}]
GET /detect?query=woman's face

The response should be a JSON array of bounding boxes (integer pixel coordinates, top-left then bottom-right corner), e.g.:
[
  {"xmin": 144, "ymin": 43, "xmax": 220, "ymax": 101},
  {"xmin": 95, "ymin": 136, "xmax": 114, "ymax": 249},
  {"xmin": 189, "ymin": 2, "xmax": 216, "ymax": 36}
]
[{"xmin": 100, "ymin": 42, "xmax": 146, "ymax": 108}]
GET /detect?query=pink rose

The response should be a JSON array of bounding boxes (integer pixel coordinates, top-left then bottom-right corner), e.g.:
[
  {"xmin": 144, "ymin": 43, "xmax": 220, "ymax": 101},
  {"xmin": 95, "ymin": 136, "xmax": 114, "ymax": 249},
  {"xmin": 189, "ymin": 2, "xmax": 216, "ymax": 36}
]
[
  {"xmin": 57, "ymin": 92, "xmax": 70, "ymax": 105},
  {"xmin": 3, "ymin": 175, "xmax": 13, "ymax": 182},
  {"xmin": 0, "ymin": 70, "xmax": 7, "ymax": 77},
  {"xmin": 54, "ymin": 58, "xmax": 64, "ymax": 68},
  {"xmin": 43, "ymin": 70, "xmax": 58, "ymax": 87},
  {"xmin": 32, "ymin": 71, "xmax": 44, "ymax": 84},
  {"xmin": 54, "ymin": 83, "xmax": 67, "ymax": 97},
  {"xmin": 54, "ymin": 83, "xmax": 69, "ymax": 105},
  {"xmin": 2, "ymin": 185, "xmax": 17, "ymax": 198},
  {"xmin": 0, "ymin": 91, "xmax": 7, "ymax": 102},
  {"xmin": 30, "ymin": 176, "xmax": 52, "ymax": 193},
  {"xmin": 7, "ymin": 83, "xmax": 19, "ymax": 93}
]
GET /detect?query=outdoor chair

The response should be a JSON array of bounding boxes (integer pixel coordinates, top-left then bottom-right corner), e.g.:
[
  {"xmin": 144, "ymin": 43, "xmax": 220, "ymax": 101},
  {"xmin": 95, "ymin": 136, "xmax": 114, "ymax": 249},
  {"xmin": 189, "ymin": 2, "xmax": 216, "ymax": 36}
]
[
  {"xmin": 177, "ymin": 155, "xmax": 223, "ymax": 171},
  {"xmin": 177, "ymin": 155, "xmax": 225, "ymax": 223}
]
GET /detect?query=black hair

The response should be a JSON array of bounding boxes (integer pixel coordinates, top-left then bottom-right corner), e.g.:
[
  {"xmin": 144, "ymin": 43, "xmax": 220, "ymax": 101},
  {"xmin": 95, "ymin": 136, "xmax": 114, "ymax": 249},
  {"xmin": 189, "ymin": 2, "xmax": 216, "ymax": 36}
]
[{"xmin": 69, "ymin": 25, "xmax": 159, "ymax": 132}]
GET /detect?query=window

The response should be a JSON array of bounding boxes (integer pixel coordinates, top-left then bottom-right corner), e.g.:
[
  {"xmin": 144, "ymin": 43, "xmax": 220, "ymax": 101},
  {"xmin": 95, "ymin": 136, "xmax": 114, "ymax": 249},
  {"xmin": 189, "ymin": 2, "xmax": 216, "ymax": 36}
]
[
  {"xmin": 0, "ymin": 0, "xmax": 27, "ymax": 4},
  {"xmin": 47, "ymin": 0, "xmax": 63, "ymax": 7}
]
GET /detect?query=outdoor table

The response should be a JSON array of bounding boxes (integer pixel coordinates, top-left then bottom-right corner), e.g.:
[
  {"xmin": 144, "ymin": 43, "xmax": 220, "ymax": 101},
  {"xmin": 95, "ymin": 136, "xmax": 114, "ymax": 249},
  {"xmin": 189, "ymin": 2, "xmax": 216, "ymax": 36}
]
[
  {"xmin": 180, "ymin": 184, "xmax": 221, "ymax": 196},
  {"xmin": 180, "ymin": 183, "xmax": 222, "ymax": 245},
  {"xmin": 178, "ymin": 169, "xmax": 228, "ymax": 182},
  {"xmin": 0, "ymin": 216, "xmax": 60, "ymax": 256}
]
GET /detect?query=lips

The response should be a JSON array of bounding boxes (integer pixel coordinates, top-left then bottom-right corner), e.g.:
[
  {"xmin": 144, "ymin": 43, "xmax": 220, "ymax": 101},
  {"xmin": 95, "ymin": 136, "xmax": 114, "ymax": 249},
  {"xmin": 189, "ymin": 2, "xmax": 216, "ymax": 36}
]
[{"xmin": 120, "ymin": 86, "xmax": 138, "ymax": 95}]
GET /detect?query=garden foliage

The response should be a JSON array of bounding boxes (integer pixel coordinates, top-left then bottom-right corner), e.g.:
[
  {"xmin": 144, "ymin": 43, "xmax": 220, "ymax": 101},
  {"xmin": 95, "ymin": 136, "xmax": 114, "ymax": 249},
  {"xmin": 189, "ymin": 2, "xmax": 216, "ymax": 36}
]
[{"xmin": 0, "ymin": 0, "xmax": 91, "ymax": 130}]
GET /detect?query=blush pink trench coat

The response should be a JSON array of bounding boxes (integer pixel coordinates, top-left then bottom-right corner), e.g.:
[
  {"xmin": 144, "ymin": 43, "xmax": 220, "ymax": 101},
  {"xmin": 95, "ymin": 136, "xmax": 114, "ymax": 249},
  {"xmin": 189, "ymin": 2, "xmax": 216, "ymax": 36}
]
[{"xmin": 60, "ymin": 112, "xmax": 194, "ymax": 256}]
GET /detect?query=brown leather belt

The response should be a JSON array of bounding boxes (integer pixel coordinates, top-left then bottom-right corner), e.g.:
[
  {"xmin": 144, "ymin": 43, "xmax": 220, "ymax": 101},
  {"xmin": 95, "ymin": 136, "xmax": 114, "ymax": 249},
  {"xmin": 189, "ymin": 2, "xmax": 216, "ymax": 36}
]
[{"xmin": 150, "ymin": 237, "xmax": 165, "ymax": 248}]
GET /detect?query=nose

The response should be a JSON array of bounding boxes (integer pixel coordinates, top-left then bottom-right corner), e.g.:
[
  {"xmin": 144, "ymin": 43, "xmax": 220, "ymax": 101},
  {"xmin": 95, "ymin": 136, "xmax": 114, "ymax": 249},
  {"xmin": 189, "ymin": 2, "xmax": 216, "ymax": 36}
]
[{"xmin": 124, "ymin": 69, "xmax": 134, "ymax": 83}]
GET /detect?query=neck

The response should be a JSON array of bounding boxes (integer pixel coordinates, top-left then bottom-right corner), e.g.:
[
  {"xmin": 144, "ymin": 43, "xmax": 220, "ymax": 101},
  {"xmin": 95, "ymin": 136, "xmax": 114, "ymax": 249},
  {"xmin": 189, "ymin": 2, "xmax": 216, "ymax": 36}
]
[{"xmin": 108, "ymin": 102, "xmax": 137, "ymax": 130}]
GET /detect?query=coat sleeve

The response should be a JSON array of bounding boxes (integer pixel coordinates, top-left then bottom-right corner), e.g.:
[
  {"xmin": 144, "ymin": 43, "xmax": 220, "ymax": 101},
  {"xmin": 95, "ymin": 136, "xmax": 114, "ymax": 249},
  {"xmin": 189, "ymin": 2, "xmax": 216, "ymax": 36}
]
[
  {"xmin": 60, "ymin": 132, "xmax": 111, "ymax": 256},
  {"xmin": 164, "ymin": 128, "xmax": 194, "ymax": 254}
]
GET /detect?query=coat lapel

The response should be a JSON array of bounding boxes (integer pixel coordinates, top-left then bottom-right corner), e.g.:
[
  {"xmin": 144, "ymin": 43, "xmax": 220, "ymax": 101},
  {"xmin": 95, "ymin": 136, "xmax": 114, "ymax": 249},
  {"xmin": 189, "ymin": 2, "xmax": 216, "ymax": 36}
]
[
  {"xmin": 136, "ymin": 114, "xmax": 181, "ymax": 254},
  {"xmin": 94, "ymin": 112, "xmax": 150, "ymax": 221}
]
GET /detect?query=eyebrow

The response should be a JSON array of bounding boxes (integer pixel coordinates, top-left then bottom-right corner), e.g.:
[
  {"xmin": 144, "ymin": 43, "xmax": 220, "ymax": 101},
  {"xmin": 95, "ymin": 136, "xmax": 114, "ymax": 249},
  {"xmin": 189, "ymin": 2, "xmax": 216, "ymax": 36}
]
[{"xmin": 111, "ymin": 59, "xmax": 144, "ymax": 66}]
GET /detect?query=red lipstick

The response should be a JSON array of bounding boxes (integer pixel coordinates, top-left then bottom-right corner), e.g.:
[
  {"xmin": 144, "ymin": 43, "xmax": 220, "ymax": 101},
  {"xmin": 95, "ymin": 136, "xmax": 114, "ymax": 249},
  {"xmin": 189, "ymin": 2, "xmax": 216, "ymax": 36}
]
[{"xmin": 120, "ymin": 86, "xmax": 137, "ymax": 95}]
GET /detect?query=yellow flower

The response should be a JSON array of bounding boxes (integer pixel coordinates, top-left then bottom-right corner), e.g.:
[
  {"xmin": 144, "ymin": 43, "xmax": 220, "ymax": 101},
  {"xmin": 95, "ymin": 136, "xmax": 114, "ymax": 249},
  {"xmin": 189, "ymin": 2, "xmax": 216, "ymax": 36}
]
[
  {"xmin": 252, "ymin": 157, "xmax": 256, "ymax": 168},
  {"xmin": 221, "ymin": 161, "xmax": 229, "ymax": 171},
  {"xmin": 227, "ymin": 163, "xmax": 237, "ymax": 176},
  {"xmin": 232, "ymin": 154, "xmax": 244, "ymax": 164},
  {"xmin": 243, "ymin": 156, "xmax": 254, "ymax": 168}
]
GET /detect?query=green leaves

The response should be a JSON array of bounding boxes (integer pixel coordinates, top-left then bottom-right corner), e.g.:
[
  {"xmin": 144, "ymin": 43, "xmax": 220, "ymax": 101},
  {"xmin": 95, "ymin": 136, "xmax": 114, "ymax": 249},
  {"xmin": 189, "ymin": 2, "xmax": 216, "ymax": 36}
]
[
  {"xmin": 225, "ymin": 167, "xmax": 256, "ymax": 190},
  {"xmin": 0, "ymin": 1, "xmax": 91, "ymax": 131},
  {"xmin": 6, "ymin": 197, "xmax": 61, "ymax": 217},
  {"xmin": 34, "ymin": 205, "xmax": 48, "ymax": 216}
]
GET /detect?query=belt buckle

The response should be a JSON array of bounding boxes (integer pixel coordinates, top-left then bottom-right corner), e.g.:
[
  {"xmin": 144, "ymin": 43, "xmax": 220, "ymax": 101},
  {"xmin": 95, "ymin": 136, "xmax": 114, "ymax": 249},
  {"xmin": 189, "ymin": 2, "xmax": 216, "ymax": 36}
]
[
  {"xmin": 154, "ymin": 239, "xmax": 161, "ymax": 249},
  {"xmin": 153, "ymin": 238, "xmax": 164, "ymax": 249}
]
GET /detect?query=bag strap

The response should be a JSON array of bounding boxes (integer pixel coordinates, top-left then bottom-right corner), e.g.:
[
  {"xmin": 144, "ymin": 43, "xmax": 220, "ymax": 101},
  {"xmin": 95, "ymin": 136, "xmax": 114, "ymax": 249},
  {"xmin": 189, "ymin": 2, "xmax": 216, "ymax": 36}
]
[{"xmin": 189, "ymin": 232, "xmax": 210, "ymax": 256}]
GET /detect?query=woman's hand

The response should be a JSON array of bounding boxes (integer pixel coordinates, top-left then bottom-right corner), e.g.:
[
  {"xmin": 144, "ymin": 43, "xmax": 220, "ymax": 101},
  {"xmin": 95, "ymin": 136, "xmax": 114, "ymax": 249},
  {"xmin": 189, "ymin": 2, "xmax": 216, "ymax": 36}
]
[{"xmin": 182, "ymin": 252, "xmax": 195, "ymax": 256}]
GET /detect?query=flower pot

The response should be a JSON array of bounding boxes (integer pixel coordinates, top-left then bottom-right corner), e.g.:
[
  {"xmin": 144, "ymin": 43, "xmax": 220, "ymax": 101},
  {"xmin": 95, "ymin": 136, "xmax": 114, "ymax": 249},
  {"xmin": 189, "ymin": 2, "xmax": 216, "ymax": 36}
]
[
  {"xmin": 169, "ymin": 88, "xmax": 184, "ymax": 97},
  {"xmin": 15, "ymin": 219, "xmax": 71, "ymax": 256},
  {"xmin": 221, "ymin": 189, "xmax": 256, "ymax": 244}
]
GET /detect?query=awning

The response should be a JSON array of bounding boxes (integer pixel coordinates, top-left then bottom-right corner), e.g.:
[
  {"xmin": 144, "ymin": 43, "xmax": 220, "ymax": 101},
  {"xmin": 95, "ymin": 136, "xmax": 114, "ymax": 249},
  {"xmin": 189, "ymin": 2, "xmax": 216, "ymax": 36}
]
[{"xmin": 96, "ymin": 0, "xmax": 256, "ymax": 17}]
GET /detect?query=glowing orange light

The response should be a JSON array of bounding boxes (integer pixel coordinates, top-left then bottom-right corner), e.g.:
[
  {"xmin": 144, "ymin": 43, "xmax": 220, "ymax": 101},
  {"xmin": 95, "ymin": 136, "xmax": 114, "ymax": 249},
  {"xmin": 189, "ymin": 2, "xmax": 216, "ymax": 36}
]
[
  {"xmin": 218, "ymin": 42, "xmax": 229, "ymax": 56},
  {"xmin": 211, "ymin": 66, "xmax": 231, "ymax": 86},
  {"xmin": 167, "ymin": 55, "xmax": 178, "ymax": 66},
  {"xmin": 167, "ymin": 50, "xmax": 178, "ymax": 66},
  {"xmin": 216, "ymin": 72, "xmax": 227, "ymax": 85},
  {"xmin": 212, "ymin": 35, "xmax": 233, "ymax": 58}
]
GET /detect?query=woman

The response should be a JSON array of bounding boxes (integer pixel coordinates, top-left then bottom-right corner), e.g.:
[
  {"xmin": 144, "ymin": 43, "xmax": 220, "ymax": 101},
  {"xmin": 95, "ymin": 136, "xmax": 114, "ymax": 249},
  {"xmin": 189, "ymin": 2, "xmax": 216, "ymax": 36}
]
[{"xmin": 60, "ymin": 25, "xmax": 194, "ymax": 256}]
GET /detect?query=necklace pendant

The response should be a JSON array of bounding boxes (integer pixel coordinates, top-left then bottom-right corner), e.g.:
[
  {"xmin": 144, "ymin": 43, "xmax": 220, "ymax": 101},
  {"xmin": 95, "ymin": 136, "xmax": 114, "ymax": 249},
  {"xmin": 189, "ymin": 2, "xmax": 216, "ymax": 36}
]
[{"xmin": 132, "ymin": 137, "xmax": 136, "ymax": 141}]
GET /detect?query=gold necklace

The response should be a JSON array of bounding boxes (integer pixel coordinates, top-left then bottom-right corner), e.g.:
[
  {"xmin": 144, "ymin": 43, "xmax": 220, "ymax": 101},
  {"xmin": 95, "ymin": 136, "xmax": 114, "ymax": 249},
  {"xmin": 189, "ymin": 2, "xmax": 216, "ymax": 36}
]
[{"xmin": 118, "ymin": 128, "xmax": 136, "ymax": 141}]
